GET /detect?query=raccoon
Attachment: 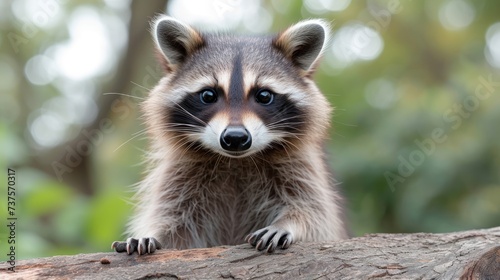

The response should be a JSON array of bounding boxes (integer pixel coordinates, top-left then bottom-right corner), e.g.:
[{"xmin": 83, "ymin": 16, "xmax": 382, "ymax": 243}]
[{"xmin": 112, "ymin": 16, "xmax": 348, "ymax": 255}]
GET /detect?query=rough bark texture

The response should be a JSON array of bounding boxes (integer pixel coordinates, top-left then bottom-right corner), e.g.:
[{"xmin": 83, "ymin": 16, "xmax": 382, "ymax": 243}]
[{"xmin": 2, "ymin": 227, "xmax": 499, "ymax": 280}]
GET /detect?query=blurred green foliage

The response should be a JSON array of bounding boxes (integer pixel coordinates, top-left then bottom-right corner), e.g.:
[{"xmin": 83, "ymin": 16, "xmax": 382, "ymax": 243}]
[{"xmin": 0, "ymin": 0, "xmax": 499, "ymax": 260}]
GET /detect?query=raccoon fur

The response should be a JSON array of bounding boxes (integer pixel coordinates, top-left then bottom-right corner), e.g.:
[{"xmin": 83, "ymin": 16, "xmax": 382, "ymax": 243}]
[{"xmin": 112, "ymin": 16, "xmax": 348, "ymax": 255}]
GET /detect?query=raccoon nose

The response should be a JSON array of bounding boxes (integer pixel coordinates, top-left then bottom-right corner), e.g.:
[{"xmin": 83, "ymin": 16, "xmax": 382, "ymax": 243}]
[{"xmin": 220, "ymin": 126, "xmax": 252, "ymax": 152}]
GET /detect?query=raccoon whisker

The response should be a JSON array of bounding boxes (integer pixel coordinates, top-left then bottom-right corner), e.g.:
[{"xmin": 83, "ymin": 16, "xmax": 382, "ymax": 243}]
[
  {"xmin": 147, "ymin": 127, "xmax": 183, "ymax": 136},
  {"xmin": 171, "ymin": 104, "xmax": 208, "ymax": 126},
  {"xmin": 268, "ymin": 120, "xmax": 306, "ymax": 126},
  {"xmin": 157, "ymin": 122, "xmax": 204, "ymax": 134},
  {"xmin": 192, "ymin": 142, "xmax": 213, "ymax": 161},
  {"xmin": 248, "ymin": 155, "xmax": 266, "ymax": 184},
  {"xmin": 267, "ymin": 130, "xmax": 307, "ymax": 141},
  {"xmin": 281, "ymin": 138, "xmax": 300, "ymax": 151},
  {"xmin": 267, "ymin": 122, "xmax": 307, "ymax": 131},
  {"xmin": 192, "ymin": 143, "xmax": 208, "ymax": 154},
  {"xmin": 167, "ymin": 101, "xmax": 217, "ymax": 133},
  {"xmin": 170, "ymin": 109, "xmax": 203, "ymax": 124},
  {"xmin": 268, "ymin": 103, "xmax": 305, "ymax": 123},
  {"xmin": 170, "ymin": 105, "xmax": 219, "ymax": 137},
  {"xmin": 169, "ymin": 137, "xmax": 197, "ymax": 158},
  {"xmin": 266, "ymin": 126, "xmax": 307, "ymax": 135},
  {"xmin": 169, "ymin": 144, "xmax": 192, "ymax": 161},
  {"xmin": 113, "ymin": 131, "xmax": 149, "ymax": 153},
  {"xmin": 283, "ymin": 134, "xmax": 309, "ymax": 147},
  {"xmin": 251, "ymin": 152, "xmax": 272, "ymax": 165},
  {"xmin": 266, "ymin": 118, "xmax": 303, "ymax": 128},
  {"xmin": 103, "ymin": 92, "xmax": 145, "ymax": 100},
  {"xmin": 257, "ymin": 121, "xmax": 305, "ymax": 145},
  {"xmin": 332, "ymin": 119, "xmax": 357, "ymax": 127},
  {"xmin": 180, "ymin": 141, "xmax": 201, "ymax": 155},
  {"xmin": 159, "ymin": 133, "xmax": 190, "ymax": 150},
  {"xmin": 130, "ymin": 81, "xmax": 152, "ymax": 92},
  {"xmin": 254, "ymin": 125, "xmax": 293, "ymax": 160},
  {"xmin": 132, "ymin": 128, "xmax": 149, "ymax": 136},
  {"xmin": 267, "ymin": 122, "xmax": 306, "ymax": 128},
  {"xmin": 164, "ymin": 123, "xmax": 201, "ymax": 128},
  {"xmin": 207, "ymin": 153, "xmax": 218, "ymax": 173},
  {"xmin": 165, "ymin": 134, "xmax": 191, "ymax": 144},
  {"xmin": 160, "ymin": 128, "xmax": 201, "ymax": 134},
  {"xmin": 332, "ymin": 131, "xmax": 346, "ymax": 138},
  {"xmin": 267, "ymin": 115, "xmax": 303, "ymax": 124},
  {"xmin": 279, "ymin": 131, "xmax": 306, "ymax": 139},
  {"xmin": 260, "ymin": 138, "xmax": 293, "ymax": 161},
  {"xmin": 266, "ymin": 136, "xmax": 303, "ymax": 159},
  {"xmin": 209, "ymin": 154, "xmax": 224, "ymax": 182},
  {"xmin": 277, "ymin": 141, "xmax": 293, "ymax": 162},
  {"xmin": 175, "ymin": 138, "xmax": 212, "ymax": 161},
  {"xmin": 162, "ymin": 123, "xmax": 204, "ymax": 132},
  {"xmin": 280, "ymin": 140, "xmax": 296, "ymax": 161}
]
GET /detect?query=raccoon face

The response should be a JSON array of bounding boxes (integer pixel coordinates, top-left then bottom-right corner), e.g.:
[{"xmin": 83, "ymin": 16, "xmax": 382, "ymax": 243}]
[{"xmin": 146, "ymin": 16, "xmax": 331, "ymax": 158}]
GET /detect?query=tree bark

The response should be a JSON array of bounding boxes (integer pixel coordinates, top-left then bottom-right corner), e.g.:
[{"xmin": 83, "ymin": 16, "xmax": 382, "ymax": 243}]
[{"xmin": 2, "ymin": 227, "xmax": 500, "ymax": 279}]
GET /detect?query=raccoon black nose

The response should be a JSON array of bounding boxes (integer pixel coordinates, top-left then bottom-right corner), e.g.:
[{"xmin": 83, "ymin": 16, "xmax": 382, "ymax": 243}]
[{"xmin": 220, "ymin": 126, "xmax": 252, "ymax": 152}]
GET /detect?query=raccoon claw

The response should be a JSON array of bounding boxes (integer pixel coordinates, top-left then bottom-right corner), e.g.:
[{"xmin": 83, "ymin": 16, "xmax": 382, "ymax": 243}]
[
  {"xmin": 112, "ymin": 237, "xmax": 162, "ymax": 255},
  {"xmin": 245, "ymin": 226, "xmax": 293, "ymax": 253}
]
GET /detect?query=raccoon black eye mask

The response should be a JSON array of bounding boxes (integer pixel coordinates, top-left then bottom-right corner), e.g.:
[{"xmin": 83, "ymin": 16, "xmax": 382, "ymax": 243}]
[{"xmin": 112, "ymin": 16, "xmax": 348, "ymax": 255}]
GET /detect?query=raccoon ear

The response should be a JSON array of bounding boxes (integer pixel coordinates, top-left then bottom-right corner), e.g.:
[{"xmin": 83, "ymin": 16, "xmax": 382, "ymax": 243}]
[
  {"xmin": 152, "ymin": 16, "xmax": 204, "ymax": 71},
  {"xmin": 273, "ymin": 19, "xmax": 330, "ymax": 75}
]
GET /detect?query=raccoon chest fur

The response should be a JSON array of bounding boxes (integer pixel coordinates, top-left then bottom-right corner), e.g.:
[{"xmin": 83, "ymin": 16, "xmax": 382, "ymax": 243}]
[{"xmin": 160, "ymin": 159, "xmax": 285, "ymax": 247}]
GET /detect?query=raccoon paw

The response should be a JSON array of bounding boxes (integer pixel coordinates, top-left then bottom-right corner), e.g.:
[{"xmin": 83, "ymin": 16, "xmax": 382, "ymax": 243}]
[
  {"xmin": 245, "ymin": 226, "xmax": 293, "ymax": 253},
  {"xmin": 111, "ymin": 237, "xmax": 162, "ymax": 255}
]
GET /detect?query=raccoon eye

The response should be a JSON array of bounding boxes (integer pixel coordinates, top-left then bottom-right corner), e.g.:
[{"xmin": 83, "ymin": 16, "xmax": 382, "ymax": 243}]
[
  {"xmin": 255, "ymin": 90, "xmax": 274, "ymax": 105},
  {"xmin": 200, "ymin": 89, "xmax": 217, "ymax": 104}
]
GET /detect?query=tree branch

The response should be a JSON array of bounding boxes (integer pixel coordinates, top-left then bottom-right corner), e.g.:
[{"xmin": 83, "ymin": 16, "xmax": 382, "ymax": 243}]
[{"xmin": 4, "ymin": 227, "xmax": 500, "ymax": 279}]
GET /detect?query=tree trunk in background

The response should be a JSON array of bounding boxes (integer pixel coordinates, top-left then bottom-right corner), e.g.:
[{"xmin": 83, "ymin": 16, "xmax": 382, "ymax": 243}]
[
  {"xmin": 36, "ymin": 0, "xmax": 168, "ymax": 195},
  {"xmin": 4, "ymin": 227, "xmax": 500, "ymax": 279}
]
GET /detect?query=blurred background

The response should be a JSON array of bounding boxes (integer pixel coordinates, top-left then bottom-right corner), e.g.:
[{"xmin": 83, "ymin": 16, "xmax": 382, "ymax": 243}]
[{"xmin": 1, "ymin": 0, "xmax": 499, "ymax": 260}]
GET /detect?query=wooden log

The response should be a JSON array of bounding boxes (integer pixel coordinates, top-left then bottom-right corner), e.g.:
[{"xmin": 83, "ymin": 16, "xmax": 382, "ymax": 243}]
[{"xmin": 2, "ymin": 227, "xmax": 499, "ymax": 279}]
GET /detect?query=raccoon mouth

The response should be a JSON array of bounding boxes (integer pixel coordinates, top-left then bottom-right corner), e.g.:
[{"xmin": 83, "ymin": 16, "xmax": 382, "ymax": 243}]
[{"xmin": 222, "ymin": 151, "xmax": 251, "ymax": 158}]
